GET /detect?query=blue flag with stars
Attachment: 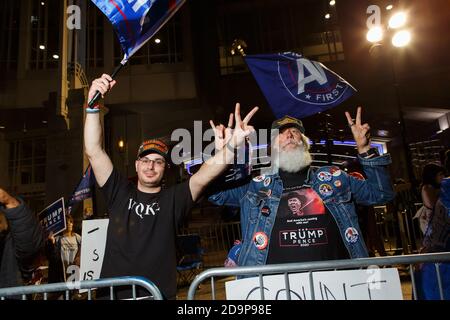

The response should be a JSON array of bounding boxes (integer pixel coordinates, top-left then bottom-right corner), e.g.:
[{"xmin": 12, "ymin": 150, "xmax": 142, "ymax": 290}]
[{"xmin": 245, "ymin": 52, "xmax": 356, "ymax": 119}]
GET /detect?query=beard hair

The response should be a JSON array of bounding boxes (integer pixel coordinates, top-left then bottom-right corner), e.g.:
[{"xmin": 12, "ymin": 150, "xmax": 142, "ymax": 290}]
[{"xmin": 273, "ymin": 143, "xmax": 313, "ymax": 173}]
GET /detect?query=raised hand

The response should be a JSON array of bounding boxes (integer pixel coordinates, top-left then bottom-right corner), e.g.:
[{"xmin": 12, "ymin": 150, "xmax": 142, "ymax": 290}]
[
  {"xmin": 209, "ymin": 113, "xmax": 234, "ymax": 151},
  {"xmin": 345, "ymin": 106, "xmax": 371, "ymax": 154},
  {"xmin": 88, "ymin": 74, "xmax": 117, "ymax": 102},
  {"xmin": 229, "ymin": 103, "xmax": 258, "ymax": 148},
  {"xmin": 0, "ymin": 188, "xmax": 19, "ymax": 209}
]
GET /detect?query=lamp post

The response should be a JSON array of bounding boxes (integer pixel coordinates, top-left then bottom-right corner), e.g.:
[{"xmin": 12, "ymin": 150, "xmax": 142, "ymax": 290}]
[{"xmin": 366, "ymin": 10, "xmax": 416, "ymax": 185}]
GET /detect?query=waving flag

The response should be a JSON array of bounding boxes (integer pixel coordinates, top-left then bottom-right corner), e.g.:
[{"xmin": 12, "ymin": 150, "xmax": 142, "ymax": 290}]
[
  {"xmin": 66, "ymin": 165, "xmax": 96, "ymax": 214},
  {"xmin": 245, "ymin": 52, "xmax": 356, "ymax": 119},
  {"xmin": 91, "ymin": 0, "xmax": 186, "ymax": 63}
]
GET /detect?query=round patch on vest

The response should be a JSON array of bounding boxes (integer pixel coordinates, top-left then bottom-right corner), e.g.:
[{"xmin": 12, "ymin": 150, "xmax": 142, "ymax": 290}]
[
  {"xmin": 253, "ymin": 175, "xmax": 265, "ymax": 183},
  {"xmin": 330, "ymin": 166, "xmax": 342, "ymax": 177},
  {"xmin": 334, "ymin": 180, "xmax": 342, "ymax": 188},
  {"xmin": 345, "ymin": 227, "xmax": 359, "ymax": 243},
  {"xmin": 319, "ymin": 184, "xmax": 333, "ymax": 197},
  {"xmin": 317, "ymin": 171, "xmax": 333, "ymax": 182},
  {"xmin": 263, "ymin": 177, "xmax": 272, "ymax": 187},
  {"xmin": 253, "ymin": 232, "xmax": 269, "ymax": 250},
  {"xmin": 258, "ymin": 188, "xmax": 272, "ymax": 198},
  {"xmin": 261, "ymin": 206, "xmax": 271, "ymax": 217}
]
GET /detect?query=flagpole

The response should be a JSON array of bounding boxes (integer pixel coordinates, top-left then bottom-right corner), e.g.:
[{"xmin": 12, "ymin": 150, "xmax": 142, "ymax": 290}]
[{"xmin": 87, "ymin": 61, "xmax": 127, "ymax": 108}]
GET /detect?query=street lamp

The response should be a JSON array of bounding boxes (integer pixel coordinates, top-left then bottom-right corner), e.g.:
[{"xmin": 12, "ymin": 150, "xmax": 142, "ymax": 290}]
[
  {"xmin": 366, "ymin": 26, "xmax": 383, "ymax": 43},
  {"xmin": 392, "ymin": 30, "xmax": 411, "ymax": 47},
  {"xmin": 388, "ymin": 12, "xmax": 407, "ymax": 29},
  {"xmin": 366, "ymin": 11, "xmax": 416, "ymax": 185}
]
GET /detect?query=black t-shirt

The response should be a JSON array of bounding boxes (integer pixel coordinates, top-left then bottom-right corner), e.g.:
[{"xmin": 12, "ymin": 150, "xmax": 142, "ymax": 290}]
[
  {"xmin": 99, "ymin": 168, "xmax": 193, "ymax": 299},
  {"xmin": 266, "ymin": 168, "xmax": 349, "ymax": 264}
]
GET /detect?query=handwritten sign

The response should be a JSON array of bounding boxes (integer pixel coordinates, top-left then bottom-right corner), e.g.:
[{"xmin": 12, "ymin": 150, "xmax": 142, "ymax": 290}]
[
  {"xmin": 79, "ymin": 219, "xmax": 109, "ymax": 292},
  {"xmin": 38, "ymin": 198, "xmax": 66, "ymax": 236},
  {"xmin": 225, "ymin": 268, "xmax": 403, "ymax": 300}
]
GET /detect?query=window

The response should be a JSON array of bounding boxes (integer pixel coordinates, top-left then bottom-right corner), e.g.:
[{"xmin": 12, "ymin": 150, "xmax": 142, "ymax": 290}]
[
  {"xmin": 87, "ymin": 4, "xmax": 105, "ymax": 68},
  {"xmin": 0, "ymin": 0, "xmax": 20, "ymax": 71},
  {"xmin": 29, "ymin": 0, "xmax": 61, "ymax": 70},
  {"xmin": 217, "ymin": 1, "xmax": 345, "ymax": 75},
  {"xmin": 114, "ymin": 16, "xmax": 183, "ymax": 65},
  {"xmin": 8, "ymin": 138, "xmax": 47, "ymax": 187}
]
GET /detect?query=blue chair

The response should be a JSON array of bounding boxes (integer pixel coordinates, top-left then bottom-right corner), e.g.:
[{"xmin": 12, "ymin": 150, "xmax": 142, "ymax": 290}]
[{"xmin": 176, "ymin": 234, "xmax": 204, "ymax": 286}]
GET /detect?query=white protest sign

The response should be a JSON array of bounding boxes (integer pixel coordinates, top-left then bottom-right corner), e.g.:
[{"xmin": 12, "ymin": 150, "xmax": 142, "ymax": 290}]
[
  {"xmin": 79, "ymin": 219, "xmax": 109, "ymax": 292},
  {"xmin": 225, "ymin": 268, "xmax": 403, "ymax": 300}
]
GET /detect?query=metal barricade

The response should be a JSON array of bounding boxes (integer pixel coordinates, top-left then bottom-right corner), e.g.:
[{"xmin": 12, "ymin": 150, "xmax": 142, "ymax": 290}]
[
  {"xmin": 180, "ymin": 222, "xmax": 242, "ymax": 267},
  {"xmin": 187, "ymin": 252, "xmax": 450, "ymax": 300},
  {"xmin": 0, "ymin": 276, "xmax": 164, "ymax": 300}
]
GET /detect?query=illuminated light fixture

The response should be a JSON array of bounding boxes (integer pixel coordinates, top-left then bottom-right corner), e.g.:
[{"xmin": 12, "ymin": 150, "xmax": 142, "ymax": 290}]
[
  {"xmin": 392, "ymin": 30, "xmax": 411, "ymax": 47},
  {"xmin": 52, "ymin": 54, "xmax": 59, "ymax": 59},
  {"xmin": 389, "ymin": 11, "xmax": 407, "ymax": 29},
  {"xmin": 39, "ymin": 45, "xmax": 45, "ymax": 50},
  {"xmin": 41, "ymin": 2, "xmax": 45, "ymax": 5},
  {"xmin": 42, "ymin": 120, "xmax": 48, "ymax": 124},
  {"xmin": 329, "ymin": 0, "xmax": 336, "ymax": 6},
  {"xmin": 154, "ymin": 38, "xmax": 161, "ymax": 44},
  {"xmin": 377, "ymin": 130, "xmax": 389, "ymax": 137},
  {"xmin": 366, "ymin": 26, "xmax": 383, "ymax": 43},
  {"xmin": 0, "ymin": 126, "xmax": 5, "ymax": 129},
  {"xmin": 386, "ymin": 4, "xmax": 393, "ymax": 10},
  {"xmin": 118, "ymin": 139, "xmax": 125, "ymax": 149},
  {"xmin": 325, "ymin": 13, "xmax": 331, "ymax": 19},
  {"xmin": 230, "ymin": 39, "xmax": 247, "ymax": 56}
]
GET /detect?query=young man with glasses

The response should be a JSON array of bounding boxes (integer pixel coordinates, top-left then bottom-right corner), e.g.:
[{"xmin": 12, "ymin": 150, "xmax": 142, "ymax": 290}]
[{"xmin": 84, "ymin": 74, "xmax": 258, "ymax": 299}]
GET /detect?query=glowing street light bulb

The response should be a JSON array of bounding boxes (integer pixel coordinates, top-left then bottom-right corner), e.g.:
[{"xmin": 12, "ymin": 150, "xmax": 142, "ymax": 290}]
[
  {"xmin": 366, "ymin": 26, "xmax": 383, "ymax": 43},
  {"xmin": 392, "ymin": 30, "xmax": 411, "ymax": 47},
  {"xmin": 154, "ymin": 38, "xmax": 161, "ymax": 44},
  {"xmin": 329, "ymin": 0, "xmax": 336, "ymax": 6},
  {"xmin": 389, "ymin": 12, "xmax": 407, "ymax": 29},
  {"xmin": 325, "ymin": 13, "xmax": 331, "ymax": 19},
  {"xmin": 386, "ymin": 4, "xmax": 393, "ymax": 10},
  {"xmin": 39, "ymin": 45, "xmax": 45, "ymax": 50}
]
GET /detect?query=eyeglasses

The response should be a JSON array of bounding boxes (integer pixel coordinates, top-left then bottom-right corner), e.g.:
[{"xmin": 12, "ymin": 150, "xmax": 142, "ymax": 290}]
[{"xmin": 137, "ymin": 158, "xmax": 166, "ymax": 167}]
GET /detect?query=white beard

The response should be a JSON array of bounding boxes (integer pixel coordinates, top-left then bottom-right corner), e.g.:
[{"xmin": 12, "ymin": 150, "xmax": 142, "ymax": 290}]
[{"xmin": 273, "ymin": 144, "xmax": 312, "ymax": 173}]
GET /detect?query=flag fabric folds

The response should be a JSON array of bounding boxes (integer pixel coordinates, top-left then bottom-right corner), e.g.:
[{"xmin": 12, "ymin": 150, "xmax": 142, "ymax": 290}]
[
  {"xmin": 245, "ymin": 52, "xmax": 356, "ymax": 119},
  {"xmin": 66, "ymin": 165, "xmax": 95, "ymax": 214},
  {"xmin": 91, "ymin": 0, "xmax": 186, "ymax": 62}
]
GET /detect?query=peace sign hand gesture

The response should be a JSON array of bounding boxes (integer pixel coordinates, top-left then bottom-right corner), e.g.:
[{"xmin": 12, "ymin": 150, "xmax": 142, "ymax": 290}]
[
  {"xmin": 210, "ymin": 103, "xmax": 259, "ymax": 150},
  {"xmin": 229, "ymin": 103, "xmax": 258, "ymax": 148},
  {"xmin": 345, "ymin": 106, "xmax": 371, "ymax": 154}
]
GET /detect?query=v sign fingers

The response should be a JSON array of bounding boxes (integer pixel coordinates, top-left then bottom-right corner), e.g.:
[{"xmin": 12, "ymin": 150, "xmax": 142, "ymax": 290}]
[{"xmin": 243, "ymin": 107, "xmax": 259, "ymax": 125}]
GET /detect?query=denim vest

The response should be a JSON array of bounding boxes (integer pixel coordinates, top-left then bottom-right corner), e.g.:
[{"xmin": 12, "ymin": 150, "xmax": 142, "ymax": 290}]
[{"xmin": 209, "ymin": 154, "xmax": 395, "ymax": 266}]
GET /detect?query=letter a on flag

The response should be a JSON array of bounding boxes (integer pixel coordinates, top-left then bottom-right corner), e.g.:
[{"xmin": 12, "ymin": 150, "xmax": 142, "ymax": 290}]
[
  {"xmin": 90, "ymin": 0, "xmax": 186, "ymax": 63},
  {"xmin": 245, "ymin": 52, "xmax": 357, "ymax": 119}
]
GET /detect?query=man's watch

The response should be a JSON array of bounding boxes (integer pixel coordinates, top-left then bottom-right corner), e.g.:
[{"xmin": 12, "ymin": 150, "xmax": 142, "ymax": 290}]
[{"xmin": 358, "ymin": 147, "xmax": 379, "ymax": 159}]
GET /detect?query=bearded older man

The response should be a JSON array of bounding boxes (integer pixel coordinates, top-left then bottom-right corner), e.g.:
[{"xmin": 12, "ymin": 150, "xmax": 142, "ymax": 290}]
[{"xmin": 209, "ymin": 107, "xmax": 395, "ymax": 266}]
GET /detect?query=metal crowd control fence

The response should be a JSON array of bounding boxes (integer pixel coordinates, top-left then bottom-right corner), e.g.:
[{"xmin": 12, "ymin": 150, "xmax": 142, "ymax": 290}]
[
  {"xmin": 187, "ymin": 252, "xmax": 450, "ymax": 300},
  {"xmin": 374, "ymin": 203, "xmax": 423, "ymax": 255},
  {"xmin": 0, "ymin": 276, "xmax": 164, "ymax": 300},
  {"xmin": 180, "ymin": 221, "xmax": 242, "ymax": 267}
]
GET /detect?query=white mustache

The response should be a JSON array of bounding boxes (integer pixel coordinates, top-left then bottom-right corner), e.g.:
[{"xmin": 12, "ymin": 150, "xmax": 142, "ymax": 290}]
[{"xmin": 282, "ymin": 139, "xmax": 302, "ymax": 148}]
